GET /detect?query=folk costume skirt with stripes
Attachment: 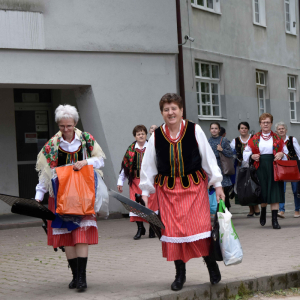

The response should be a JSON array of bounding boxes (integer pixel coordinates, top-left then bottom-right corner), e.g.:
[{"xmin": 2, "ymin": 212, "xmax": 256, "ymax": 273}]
[
  {"xmin": 156, "ymin": 175, "xmax": 211, "ymax": 263},
  {"xmin": 129, "ymin": 177, "xmax": 158, "ymax": 222},
  {"xmin": 47, "ymin": 196, "xmax": 98, "ymax": 248}
]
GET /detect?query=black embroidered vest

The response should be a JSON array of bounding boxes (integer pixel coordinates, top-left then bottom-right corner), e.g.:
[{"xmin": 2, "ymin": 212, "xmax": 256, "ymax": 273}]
[
  {"xmin": 132, "ymin": 148, "xmax": 145, "ymax": 179},
  {"xmin": 235, "ymin": 137, "xmax": 243, "ymax": 161},
  {"xmin": 154, "ymin": 120, "xmax": 206, "ymax": 189},
  {"xmin": 58, "ymin": 146, "xmax": 83, "ymax": 167},
  {"xmin": 286, "ymin": 136, "xmax": 297, "ymax": 160}
]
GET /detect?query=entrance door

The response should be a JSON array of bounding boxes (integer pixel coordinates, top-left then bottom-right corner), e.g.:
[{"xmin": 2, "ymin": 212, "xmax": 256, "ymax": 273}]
[{"xmin": 14, "ymin": 89, "xmax": 54, "ymax": 199}]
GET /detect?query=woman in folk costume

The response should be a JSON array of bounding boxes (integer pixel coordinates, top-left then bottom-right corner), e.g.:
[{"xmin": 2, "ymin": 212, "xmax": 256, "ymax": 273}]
[
  {"xmin": 275, "ymin": 121, "xmax": 300, "ymax": 218},
  {"xmin": 35, "ymin": 104, "xmax": 106, "ymax": 291},
  {"xmin": 243, "ymin": 113, "xmax": 288, "ymax": 229},
  {"xmin": 117, "ymin": 125, "xmax": 158, "ymax": 239},
  {"xmin": 230, "ymin": 122, "xmax": 260, "ymax": 217},
  {"xmin": 140, "ymin": 93, "xmax": 224, "ymax": 291}
]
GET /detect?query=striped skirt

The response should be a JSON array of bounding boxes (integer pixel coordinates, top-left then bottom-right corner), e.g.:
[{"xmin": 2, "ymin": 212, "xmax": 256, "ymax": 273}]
[
  {"xmin": 156, "ymin": 175, "xmax": 211, "ymax": 263},
  {"xmin": 129, "ymin": 177, "xmax": 158, "ymax": 222},
  {"xmin": 47, "ymin": 197, "xmax": 98, "ymax": 248}
]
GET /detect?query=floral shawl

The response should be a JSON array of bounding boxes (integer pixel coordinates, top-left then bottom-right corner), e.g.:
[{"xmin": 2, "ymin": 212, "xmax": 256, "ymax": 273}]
[
  {"xmin": 36, "ymin": 128, "xmax": 106, "ymax": 196},
  {"xmin": 248, "ymin": 131, "xmax": 284, "ymax": 169},
  {"xmin": 120, "ymin": 141, "xmax": 137, "ymax": 186}
]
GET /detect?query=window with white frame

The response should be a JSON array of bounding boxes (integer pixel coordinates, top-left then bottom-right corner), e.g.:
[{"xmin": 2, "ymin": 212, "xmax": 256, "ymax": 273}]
[
  {"xmin": 285, "ymin": 0, "xmax": 297, "ymax": 35},
  {"xmin": 252, "ymin": 0, "xmax": 266, "ymax": 27},
  {"xmin": 256, "ymin": 71, "xmax": 266, "ymax": 115},
  {"xmin": 195, "ymin": 61, "xmax": 221, "ymax": 117},
  {"xmin": 288, "ymin": 75, "xmax": 297, "ymax": 121},
  {"xmin": 191, "ymin": 0, "xmax": 221, "ymax": 14}
]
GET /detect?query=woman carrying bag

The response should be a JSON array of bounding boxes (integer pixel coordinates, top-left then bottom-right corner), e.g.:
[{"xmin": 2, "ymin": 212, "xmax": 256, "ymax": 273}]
[
  {"xmin": 208, "ymin": 122, "xmax": 234, "ymax": 210},
  {"xmin": 243, "ymin": 113, "xmax": 288, "ymax": 229}
]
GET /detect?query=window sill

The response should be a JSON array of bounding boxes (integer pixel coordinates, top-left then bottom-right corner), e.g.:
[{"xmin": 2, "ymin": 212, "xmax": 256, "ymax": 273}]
[
  {"xmin": 253, "ymin": 22, "xmax": 267, "ymax": 28},
  {"xmin": 286, "ymin": 31, "xmax": 297, "ymax": 37},
  {"xmin": 191, "ymin": 4, "xmax": 221, "ymax": 15},
  {"xmin": 198, "ymin": 116, "xmax": 228, "ymax": 121},
  {"xmin": 290, "ymin": 121, "xmax": 300, "ymax": 124}
]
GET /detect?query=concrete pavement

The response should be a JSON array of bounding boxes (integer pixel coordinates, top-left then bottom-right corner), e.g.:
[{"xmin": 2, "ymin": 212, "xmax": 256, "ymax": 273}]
[{"xmin": 0, "ymin": 186, "xmax": 300, "ymax": 300}]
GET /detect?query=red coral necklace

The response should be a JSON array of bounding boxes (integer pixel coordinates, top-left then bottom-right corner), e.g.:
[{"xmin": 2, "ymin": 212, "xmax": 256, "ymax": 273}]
[
  {"xmin": 261, "ymin": 132, "xmax": 272, "ymax": 141},
  {"xmin": 165, "ymin": 121, "xmax": 184, "ymax": 142}
]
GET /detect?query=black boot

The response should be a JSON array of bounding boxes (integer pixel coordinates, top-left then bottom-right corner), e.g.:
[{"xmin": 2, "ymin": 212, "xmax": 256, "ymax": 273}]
[
  {"xmin": 77, "ymin": 257, "xmax": 88, "ymax": 291},
  {"xmin": 68, "ymin": 258, "xmax": 77, "ymax": 289},
  {"xmin": 149, "ymin": 225, "xmax": 156, "ymax": 238},
  {"xmin": 260, "ymin": 206, "xmax": 267, "ymax": 226},
  {"xmin": 203, "ymin": 256, "xmax": 221, "ymax": 285},
  {"xmin": 272, "ymin": 210, "xmax": 281, "ymax": 229},
  {"xmin": 171, "ymin": 260, "xmax": 186, "ymax": 291},
  {"xmin": 133, "ymin": 222, "xmax": 146, "ymax": 240}
]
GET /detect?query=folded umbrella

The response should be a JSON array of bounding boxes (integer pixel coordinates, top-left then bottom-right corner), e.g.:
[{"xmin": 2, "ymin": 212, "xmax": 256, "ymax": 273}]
[
  {"xmin": 108, "ymin": 189, "xmax": 165, "ymax": 231},
  {"xmin": 0, "ymin": 194, "xmax": 55, "ymax": 221}
]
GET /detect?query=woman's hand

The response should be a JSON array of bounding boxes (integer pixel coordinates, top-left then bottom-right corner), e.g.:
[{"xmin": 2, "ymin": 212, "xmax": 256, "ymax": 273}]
[
  {"xmin": 73, "ymin": 160, "xmax": 88, "ymax": 170},
  {"xmin": 251, "ymin": 154, "xmax": 260, "ymax": 162},
  {"xmin": 117, "ymin": 185, "xmax": 123, "ymax": 193},
  {"xmin": 35, "ymin": 199, "xmax": 41, "ymax": 203},
  {"xmin": 274, "ymin": 152, "xmax": 284, "ymax": 161},
  {"xmin": 142, "ymin": 195, "xmax": 149, "ymax": 208},
  {"xmin": 215, "ymin": 186, "xmax": 225, "ymax": 203},
  {"xmin": 217, "ymin": 144, "xmax": 223, "ymax": 151}
]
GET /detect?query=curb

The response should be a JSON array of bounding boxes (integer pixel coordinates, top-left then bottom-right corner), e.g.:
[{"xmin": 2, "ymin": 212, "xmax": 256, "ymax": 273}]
[
  {"xmin": 124, "ymin": 271, "xmax": 300, "ymax": 300},
  {"xmin": 0, "ymin": 212, "xmax": 125, "ymax": 230}
]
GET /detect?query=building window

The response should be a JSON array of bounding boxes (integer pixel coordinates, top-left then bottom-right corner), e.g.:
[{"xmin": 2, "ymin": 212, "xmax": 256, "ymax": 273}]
[
  {"xmin": 288, "ymin": 75, "xmax": 297, "ymax": 121},
  {"xmin": 285, "ymin": 0, "xmax": 297, "ymax": 35},
  {"xmin": 256, "ymin": 71, "xmax": 266, "ymax": 115},
  {"xmin": 191, "ymin": 0, "xmax": 221, "ymax": 14},
  {"xmin": 252, "ymin": 0, "xmax": 266, "ymax": 27},
  {"xmin": 195, "ymin": 61, "xmax": 221, "ymax": 117}
]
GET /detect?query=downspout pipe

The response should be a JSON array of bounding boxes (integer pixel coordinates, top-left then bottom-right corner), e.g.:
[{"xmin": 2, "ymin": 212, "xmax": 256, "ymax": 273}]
[{"xmin": 176, "ymin": 0, "xmax": 187, "ymax": 119}]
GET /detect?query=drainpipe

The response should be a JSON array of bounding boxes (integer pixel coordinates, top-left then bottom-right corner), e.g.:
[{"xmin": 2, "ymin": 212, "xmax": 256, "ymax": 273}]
[{"xmin": 176, "ymin": 0, "xmax": 187, "ymax": 119}]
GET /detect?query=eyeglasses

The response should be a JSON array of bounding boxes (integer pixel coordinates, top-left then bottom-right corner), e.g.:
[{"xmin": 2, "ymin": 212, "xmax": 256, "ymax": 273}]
[{"xmin": 260, "ymin": 122, "xmax": 271, "ymax": 125}]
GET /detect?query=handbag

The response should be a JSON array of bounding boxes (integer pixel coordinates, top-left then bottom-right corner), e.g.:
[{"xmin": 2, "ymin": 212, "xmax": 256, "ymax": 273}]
[
  {"xmin": 236, "ymin": 159, "xmax": 261, "ymax": 205},
  {"xmin": 219, "ymin": 138, "xmax": 235, "ymax": 175},
  {"xmin": 273, "ymin": 160, "xmax": 300, "ymax": 182},
  {"xmin": 209, "ymin": 203, "xmax": 223, "ymax": 261}
]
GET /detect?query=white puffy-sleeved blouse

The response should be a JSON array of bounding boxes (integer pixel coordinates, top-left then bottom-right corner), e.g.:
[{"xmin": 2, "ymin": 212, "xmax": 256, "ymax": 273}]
[{"xmin": 139, "ymin": 121, "xmax": 223, "ymax": 197}]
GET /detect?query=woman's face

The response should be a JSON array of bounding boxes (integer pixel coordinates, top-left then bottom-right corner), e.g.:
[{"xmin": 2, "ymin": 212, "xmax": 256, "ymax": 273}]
[
  {"xmin": 277, "ymin": 125, "xmax": 287, "ymax": 137},
  {"xmin": 210, "ymin": 124, "xmax": 220, "ymax": 137},
  {"xmin": 149, "ymin": 125, "xmax": 158, "ymax": 135},
  {"xmin": 161, "ymin": 103, "xmax": 183, "ymax": 127},
  {"xmin": 239, "ymin": 125, "xmax": 249, "ymax": 136},
  {"xmin": 58, "ymin": 118, "xmax": 76, "ymax": 139},
  {"xmin": 135, "ymin": 130, "xmax": 147, "ymax": 144},
  {"xmin": 260, "ymin": 117, "xmax": 272, "ymax": 133}
]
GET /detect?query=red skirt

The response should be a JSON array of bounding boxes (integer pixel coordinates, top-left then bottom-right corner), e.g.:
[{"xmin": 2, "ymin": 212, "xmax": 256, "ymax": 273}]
[
  {"xmin": 129, "ymin": 177, "xmax": 158, "ymax": 222},
  {"xmin": 47, "ymin": 197, "xmax": 98, "ymax": 248},
  {"xmin": 156, "ymin": 174, "xmax": 211, "ymax": 263}
]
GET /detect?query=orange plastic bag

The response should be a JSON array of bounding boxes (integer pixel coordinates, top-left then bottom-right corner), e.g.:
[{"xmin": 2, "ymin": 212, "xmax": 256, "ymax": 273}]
[{"xmin": 56, "ymin": 165, "xmax": 95, "ymax": 216}]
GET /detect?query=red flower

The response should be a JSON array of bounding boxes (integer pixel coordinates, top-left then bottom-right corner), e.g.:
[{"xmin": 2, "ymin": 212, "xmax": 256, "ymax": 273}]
[
  {"xmin": 129, "ymin": 157, "xmax": 134, "ymax": 162},
  {"xmin": 89, "ymin": 146, "xmax": 93, "ymax": 151},
  {"xmin": 45, "ymin": 145, "xmax": 51, "ymax": 154},
  {"xmin": 128, "ymin": 151, "xmax": 135, "ymax": 157},
  {"xmin": 50, "ymin": 161, "xmax": 57, "ymax": 168},
  {"xmin": 53, "ymin": 155, "xmax": 56, "ymax": 159},
  {"xmin": 47, "ymin": 158, "xmax": 51, "ymax": 163}
]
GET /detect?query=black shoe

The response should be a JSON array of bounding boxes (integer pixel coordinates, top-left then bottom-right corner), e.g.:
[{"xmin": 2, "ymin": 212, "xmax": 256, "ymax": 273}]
[
  {"xmin": 77, "ymin": 257, "xmax": 88, "ymax": 291},
  {"xmin": 68, "ymin": 258, "xmax": 77, "ymax": 289},
  {"xmin": 171, "ymin": 260, "xmax": 186, "ymax": 291},
  {"xmin": 260, "ymin": 207, "xmax": 266, "ymax": 226},
  {"xmin": 203, "ymin": 256, "xmax": 221, "ymax": 285},
  {"xmin": 272, "ymin": 210, "xmax": 281, "ymax": 229},
  {"xmin": 149, "ymin": 225, "xmax": 156, "ymax": 238},
  {"xmin": 133, "ymin": 222, "xmax": 146, "ymax": 240}
]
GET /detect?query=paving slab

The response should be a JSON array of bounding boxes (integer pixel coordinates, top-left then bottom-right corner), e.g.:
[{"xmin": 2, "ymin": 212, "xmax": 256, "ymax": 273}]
[{"xmin": 0, "ymin": 185, "xmax": 299, "ymax": 300}]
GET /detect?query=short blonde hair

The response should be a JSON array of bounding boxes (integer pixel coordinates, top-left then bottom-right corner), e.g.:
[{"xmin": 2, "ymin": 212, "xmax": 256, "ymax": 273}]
[
  {"xmin": 55, "ymin": 104, "xmax": 79, "ymax": 124},
  {"xmin": 259, "ymin": 113, "xmax": 273, "ymax": 123}
]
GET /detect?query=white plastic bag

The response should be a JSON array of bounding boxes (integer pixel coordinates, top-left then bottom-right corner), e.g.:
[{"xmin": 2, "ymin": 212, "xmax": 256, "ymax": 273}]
[
  {"xmin": 94, "ymin": 170, "xmax": 109, "ymax": 218},
  {"xmin": 217, "ymin": 200, "xmax": 243, "ymax": 266}
]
